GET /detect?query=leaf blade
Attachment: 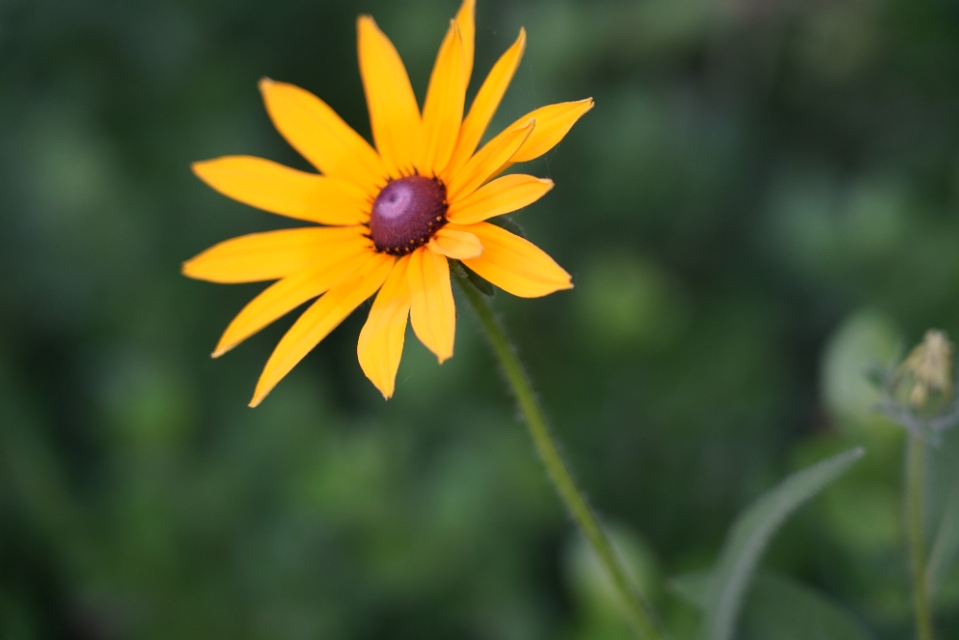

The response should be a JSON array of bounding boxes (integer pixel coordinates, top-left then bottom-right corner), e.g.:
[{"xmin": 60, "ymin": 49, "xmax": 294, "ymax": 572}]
[
  {"xmin": 672, "ymin": 571, "xmax": 876, "ymax": 640},
  {"xmin": 744, "ymin": 573, "xmax": 876, "ymax": 640},
  {"xmin": 926, "ymin": 473, "xmax": 959, "ymax": 598},
  {"xmin": 703, "ymin": 447, "xmax": 865, "ymax": 640}
]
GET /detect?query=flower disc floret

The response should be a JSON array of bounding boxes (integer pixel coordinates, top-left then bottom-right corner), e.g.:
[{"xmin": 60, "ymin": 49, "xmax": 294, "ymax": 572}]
[{"xmin": 370, "ymin": 176, "xmax": 448, "ymax": 255}]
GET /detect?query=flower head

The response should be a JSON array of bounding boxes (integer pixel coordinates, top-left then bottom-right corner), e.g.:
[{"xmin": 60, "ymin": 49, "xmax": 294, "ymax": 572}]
[
  {"xmin": 872, "ymin": 329, "xmax": 959, "ymax": 440},
  {"xmin": 184, "ymin": 0, "xmax": 591, "ymax": 405},
  {"xmin": 899, "ymin": 329, "xmax": 953, "ymax": 409}
]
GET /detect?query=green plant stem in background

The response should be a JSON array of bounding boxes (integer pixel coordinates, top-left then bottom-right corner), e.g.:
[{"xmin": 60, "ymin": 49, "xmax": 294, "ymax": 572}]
[
  {"xmin": 457, "ymin": 276, "xmax": 663, "ymax": 640},
  {"xmin": 906, "ymin": 433, "xmax": 934, "ymax": 640}
]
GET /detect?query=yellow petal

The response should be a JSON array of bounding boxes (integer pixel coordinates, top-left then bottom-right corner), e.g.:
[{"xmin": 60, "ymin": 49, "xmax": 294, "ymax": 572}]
[
  {"xmin": 250, "ymin": 255, "xmax": 394, "ymax": 407},
  {"xmin": 416, "ymin": 20, "xmax": 467, "ymax": 175},
  {"xmin": 357, "ymin": 16, "xmax": 422, "ymax": 178},
  {"xmin": 447, "ymin": 118, "xmax": 535, "ymax": 202},
  {"xmin": 259, "ymin": 79, "xmax": 386, "ymax": 197},
  {"xmin": 192, "ymin": 156, "xmax": 370, "ymax": 225},
  {"xmin": 506, "ymin": 99, "xmax": 594, "ymax": 165},
  {"xmin": 408, "ymin": 247, "xmax": 456, "ymax": 362},
  {"xmin": 357, "ymin": 255, "xmax": 412, "ymax": 398},
  {"xmin": 448, "ymin": 174, "xmax": 553, "ymax": 224},
  {"xmin": 443, "ymin": 28, "xmax": 525, "ymax": 179},
  {"xmin": 428, "ymin": 228, "xmax": 482, "ymax": 259},
  {"xmin": 454, "ymin": 0, "xmax": 476, "ymax": 86},
  {"xmin": 182, "ymin": 227, "xmax": 370, "ymax": 284},
  {"xmin": 214, "ymin": 244, "xmax": 377, "ymax": 357},
  {"xmin": 459, "ymin": 222, "xmax": 572, "ymax": 298}
]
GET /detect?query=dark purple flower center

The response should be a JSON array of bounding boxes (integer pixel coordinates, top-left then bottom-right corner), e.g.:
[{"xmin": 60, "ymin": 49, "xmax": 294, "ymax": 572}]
[{"xmin": 369, "ymin": 176, "xmax": 448, "ymax": 255}]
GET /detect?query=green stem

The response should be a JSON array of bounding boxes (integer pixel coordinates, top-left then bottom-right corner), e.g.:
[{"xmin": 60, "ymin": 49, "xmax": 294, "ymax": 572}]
[
  {"xmin": 457, "ymin": 276, "xmax": 663, "ymax": 640},
  {"xmin": 906, "ymin": 433, "xmax": 934, "ymax": 640}
]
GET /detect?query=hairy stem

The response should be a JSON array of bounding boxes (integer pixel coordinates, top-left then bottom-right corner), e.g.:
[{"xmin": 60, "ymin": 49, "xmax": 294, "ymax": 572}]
[
  {"xmin": 457, "ymin": 276, "xmax": 662, "ymax": 640},
  {"xmin": 906, "ymin": 433, "xmax": 934, "ymax": 640}
]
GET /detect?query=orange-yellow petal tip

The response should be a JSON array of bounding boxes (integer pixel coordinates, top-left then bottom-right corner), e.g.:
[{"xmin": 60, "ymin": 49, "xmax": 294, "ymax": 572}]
[
  {"xmin": 249, "ymin": 377, "xmax": 278, "ymax": 406},
  {"xmin": 249, "ymin": 386, "xmax": 268, "ymax": 408},
  {"xmin": 258, "ymin": 77, "xmax": 275, "ymax": 92},
  {"xmin": 516, "ymin": 28, "xmax": 528, "ymax": 51},
  {"xmin": 181, "ymin": 258, "xmax": 205, "ymax": 280},
  {"xmin": 512, "ymin": 117, "xmax": 536, "ymax": 140},
  {"xmin": 190, "ymin": 158, "xmax": 217, "ymax": 180},
  {"xmin": 211, "ymin": 340, "xmax": 230, "ymax": 357},
  {"xmin": 454, "ymin": 0, "xmax": 475, "ymax": 28},
  {"xmin": 514, "ymin": 27, "xmax": 528, "ymax": 55},
  {"xmin": 448, "ymin": 17, "xmax": 463, "ymax": 46}
]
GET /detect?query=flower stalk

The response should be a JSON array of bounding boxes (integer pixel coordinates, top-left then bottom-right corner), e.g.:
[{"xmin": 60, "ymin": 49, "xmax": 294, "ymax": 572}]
[
  {"xmin": 456, "ymin": 274, "xmax": 663, "ymax": 640},
  {"xmin": 873, "ymin": 329, "xmax": 958, "ymax": 640},
  {"xmin": 906, "ymin": 432, "xmax": 934, "ymax": 640}
]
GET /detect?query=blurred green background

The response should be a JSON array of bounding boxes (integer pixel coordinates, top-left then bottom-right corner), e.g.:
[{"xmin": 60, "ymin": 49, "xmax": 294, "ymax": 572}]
[{"xmin": 5, "ymin": 0, "xmax": 959, "ymax": 637}]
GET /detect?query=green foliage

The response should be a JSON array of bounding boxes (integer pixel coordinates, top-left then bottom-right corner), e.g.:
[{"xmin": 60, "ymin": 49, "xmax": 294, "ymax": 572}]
[
  {"xmin": 453, "ymin": 260, "xmax": 496, "ymax": 297},
  {"xmin": 927, "ymin": 474, "xmax": 959, "ymax": 601},
  {"xmin": 702, "ymin": 448, "xmax": 864, "ymax": 640},
  {"xmin": 562, "ymin": 522, "xmax": 660, "ymax": 640},
  {"xmin": 820, "ymin": 310, "xmax": 902, "ymax": 440},
  {"xmin": 673, "ymin": 571, "xmax": 874, "ymax": 640},
  {"xmin": 744, "ymin": 574, "xmax": 875, "ymax": 640},
  {"xmin": 5, "ymin": 0, "xmax": 959, "ymax": 637}
]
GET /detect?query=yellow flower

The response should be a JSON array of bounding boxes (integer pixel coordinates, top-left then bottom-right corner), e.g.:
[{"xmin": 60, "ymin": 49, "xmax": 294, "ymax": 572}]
[{"xmin": 183, "ymin": 0, "xmax": 591, "ymax": 405}]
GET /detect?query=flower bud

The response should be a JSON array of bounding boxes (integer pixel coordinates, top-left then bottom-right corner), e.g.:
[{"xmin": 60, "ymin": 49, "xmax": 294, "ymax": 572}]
[{"xmin": 898, "ymin": 330, "xmax": 953, "ymax": 409}]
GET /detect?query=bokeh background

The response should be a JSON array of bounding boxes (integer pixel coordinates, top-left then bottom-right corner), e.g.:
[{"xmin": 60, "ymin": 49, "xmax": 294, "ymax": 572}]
[{"xmin": 5, "ymin": 0, "xmax": 959, "ymax": 637}]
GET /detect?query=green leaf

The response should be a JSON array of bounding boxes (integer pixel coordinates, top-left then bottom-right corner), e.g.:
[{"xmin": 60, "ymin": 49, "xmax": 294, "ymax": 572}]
[
  {"xmin": 449, "ymin": 259, "xmax": 469, "ymax": 280},
  {"xmin": 489, "ymin": 215, "xmax": 528, "ymax": 239},
  {"xmin": 451, "ymin": 260, "xmax": 495, "ymax": 297},
  {"xmin": 671, "ymin": 571, "xmax": 875, "ymax": 640},
  {"xmin": 669, "ymin": 570, "xmax": 711, "ymax": 609},
  {"xmin": 743, "ymin": 573, "xmax": 875, "ymax": 640},
  {"xmin": 464, "ymin": 266, "xmax": 495, "ymax": 297},
  {"xmin": 926, "ymin": 473, "xmax": 959, "ymax": 599},
  {"xmin": 703, "ymin": 447, "xmax": 865, "ymax": 640}
]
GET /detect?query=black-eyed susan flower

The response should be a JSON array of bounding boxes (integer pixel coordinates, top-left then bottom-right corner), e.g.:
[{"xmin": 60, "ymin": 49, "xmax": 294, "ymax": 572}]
[{"xmin": 184, "ymin": 0, "xmax": 592, "ymax": 405}]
